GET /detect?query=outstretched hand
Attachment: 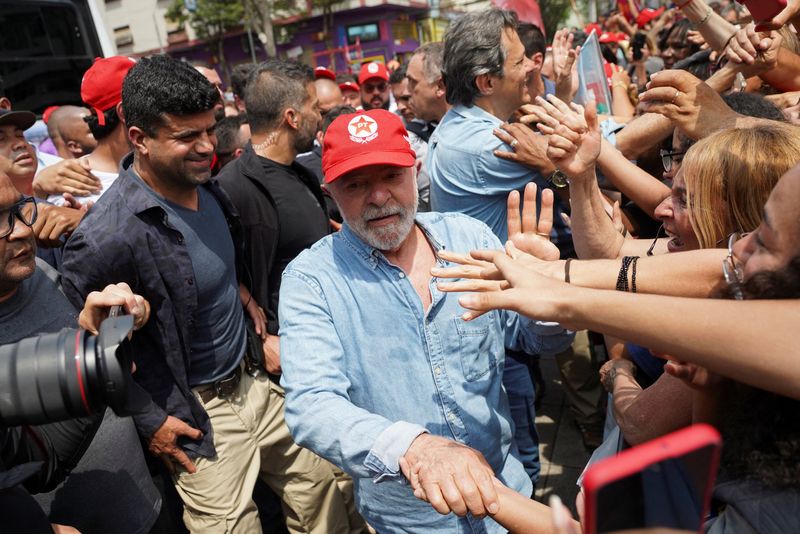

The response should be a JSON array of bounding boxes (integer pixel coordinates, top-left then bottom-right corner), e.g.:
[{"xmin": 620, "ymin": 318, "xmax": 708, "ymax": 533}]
[
  {"xmin": 639, "ymin": 70, "xmax": 738, "ymax": 139},
  {"xmin": 506, "ymin": 182, "xmax": 561, "ymax": 261},
  {"xmin": 455, "ymin": 242, "xmax": 574, "ymax": 325},
  {"xmin": 551, "ymin": 29, "xmax": 580, "ymax": 103},
  {"xmin": 525, "ymin": 95, "xmax": 600, "ymax": 179}
]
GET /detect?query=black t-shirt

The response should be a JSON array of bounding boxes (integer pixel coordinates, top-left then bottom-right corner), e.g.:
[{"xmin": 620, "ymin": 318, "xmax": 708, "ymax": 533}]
[
  {"xmin": 0, "ymin": 260, "xmax": 161, "ymax": 533},
  {"xmin": 258, "ymin": 157, "xmax": 329, "ymax": 315}
]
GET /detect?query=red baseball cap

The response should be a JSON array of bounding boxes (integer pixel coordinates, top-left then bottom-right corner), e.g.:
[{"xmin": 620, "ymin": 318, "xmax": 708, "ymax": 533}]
[
  {"xmin": 599, "ymin": 32, "xmax": 625, "ymax": 44},
  {"xmin": 42, "ymin": 105, "xmax": 60, "ymax": 124},
  {"xmin": 584, "ymin": 23, "xmax": 602, "ymax": 36},
  {"xmin": 314, "ymin": 66, "xmax": 336, "ymax": 81},
  {"xmin": 339, "ymin": 81, "xmax": 360, "ymax": 92},
  {"xmin": 322, "ymin": 109, "xmax": 416, "ymax": 184},
  {"xmin": 357, "ymin": 62, "xmax": 389, "ymax": 85},
  {"xmin": 81, "ymin": 56, "xmax": 136, "ymax": 125},
  {"xmin": 636, "ymin": 7, "xmax": 665, "ymax": 28}
]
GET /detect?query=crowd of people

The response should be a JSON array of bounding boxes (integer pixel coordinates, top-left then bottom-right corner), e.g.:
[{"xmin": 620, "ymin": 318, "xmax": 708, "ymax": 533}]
[{"xmin": 1, "ymin": 0, "xmax": 799, "ymax": 532}]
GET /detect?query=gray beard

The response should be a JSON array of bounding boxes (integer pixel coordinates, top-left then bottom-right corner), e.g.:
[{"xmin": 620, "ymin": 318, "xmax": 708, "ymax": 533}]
[{"xmin": 346, "ymin": 188, "xmax": 419, "ymax": 251}]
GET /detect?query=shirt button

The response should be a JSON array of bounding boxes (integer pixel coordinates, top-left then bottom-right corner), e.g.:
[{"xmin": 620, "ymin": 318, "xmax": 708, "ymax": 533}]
[
  {"xmin": 187, "ymin": 277, "xmax": 194, "ymax": 285},
  {"xmin": 434, "ymin": 367, "xmax": 441, "ymax": 375},
  {"xmin": 448, "ymin": 413, "xmax": 456, "ymax": 422},
  {"xmin": 398, "ymin": 272, "xmax": 406, "ymax": 279},
  {"xmin": 177, "ymin": 235, "xmax": 184, "ymax": 245}
]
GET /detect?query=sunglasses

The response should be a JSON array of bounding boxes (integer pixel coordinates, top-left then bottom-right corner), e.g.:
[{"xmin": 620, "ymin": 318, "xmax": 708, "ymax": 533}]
[
  {"xmin": 659, "ymin": 149, "xmax": 686, "ymax": 173},
  {"xmin": 363, "ymin": 82, "xmax": 387, "ymax": 93}
]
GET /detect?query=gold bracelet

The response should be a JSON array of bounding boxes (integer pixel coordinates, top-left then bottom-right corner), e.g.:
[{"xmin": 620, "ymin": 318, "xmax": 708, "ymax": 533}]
[{"xmin": 612, "ymin": 81, "xmax": 628, "ymax": 90}]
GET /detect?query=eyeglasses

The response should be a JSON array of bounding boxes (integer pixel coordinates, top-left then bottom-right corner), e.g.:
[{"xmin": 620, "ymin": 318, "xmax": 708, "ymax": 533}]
[
  {"xmin": 363, "ymin": 82, "xmax": 387, "ymax": 93},
  {"xmin": 659, "ymin": 149, "xmax": 686, "ymax": 173},
  {"xmin": 722, "ymin": 232, "xmax": 749, "ymax": 300},
  {"xmin": 0, "ymin": 196, "xmax": 37, "ymax": 239}
]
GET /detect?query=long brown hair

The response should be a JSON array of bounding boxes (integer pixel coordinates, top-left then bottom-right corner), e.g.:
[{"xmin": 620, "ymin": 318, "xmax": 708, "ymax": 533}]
[{"xmin": 681, "ymin": 124, "xmax": 800, "ymax": 249}]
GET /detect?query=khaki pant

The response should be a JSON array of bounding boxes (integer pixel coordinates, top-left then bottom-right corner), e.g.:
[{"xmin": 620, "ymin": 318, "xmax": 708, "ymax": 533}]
[
  {"xmin": 555, "ymin": 330, "xmax": 605, "ymax": 430},
  {"xmin": 173, "ymin": 370, "xmax": 351, "ymax": 534}
]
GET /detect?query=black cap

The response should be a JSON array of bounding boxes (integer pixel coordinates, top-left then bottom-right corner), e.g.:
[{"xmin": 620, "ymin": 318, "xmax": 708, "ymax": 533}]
[{"xmin": 0, "ymin": 109, "xmax": 36, "ymax": 130}]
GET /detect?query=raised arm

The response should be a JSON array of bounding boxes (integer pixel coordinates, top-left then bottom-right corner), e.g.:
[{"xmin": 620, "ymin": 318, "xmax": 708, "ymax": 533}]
[
  {"xmin": 596, "ymin": 138, "xmax": 670, "ymax": 219},
  {"xmin": 679, "ymin": 0, "xmax": 737, "ymax": 52}
]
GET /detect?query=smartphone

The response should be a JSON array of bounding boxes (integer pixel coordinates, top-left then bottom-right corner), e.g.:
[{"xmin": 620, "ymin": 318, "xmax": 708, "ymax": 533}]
[
  {"xmin": 632, "ymin": 33, "xmax": 647, "ymax": 62},
  {"xmin": 582, "ymin": 424, "xmax": 722, "ymax": 534},
  {"xmin": 742, "ymin": 0, "xmax": 787, "ymax": 24}
]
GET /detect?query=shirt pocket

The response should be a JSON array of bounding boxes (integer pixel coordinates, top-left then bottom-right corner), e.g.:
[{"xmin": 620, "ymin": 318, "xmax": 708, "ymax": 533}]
[{"xmin": 454, "ymin": 314, "xmax": 498, "ymax": 382}]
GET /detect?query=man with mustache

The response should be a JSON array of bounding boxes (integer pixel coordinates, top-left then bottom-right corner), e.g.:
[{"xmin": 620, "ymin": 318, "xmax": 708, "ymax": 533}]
[
  {"xmin": 59, "ymin": 56, "xmax": 348, "ymax": 534},
  {"xmin": 358, "ymin": 62, "xmax": 391, "ymax": 111},
  {"xmin": 278, "ymin": 109, "xmax": 573, "ymax": 532}
]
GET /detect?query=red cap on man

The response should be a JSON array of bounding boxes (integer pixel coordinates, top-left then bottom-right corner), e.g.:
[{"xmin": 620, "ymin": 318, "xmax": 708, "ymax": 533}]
[
  {"xmin": 339, "ymin": 81, "xmax": 360, "ymax": 92},
  {"xmin": 357, "ymin": 62, "xmax": 389, "ymax": 85},
  {"xmin": 322, "ymin": 109, "xmax": 416, "ymax": 184},
  {"xmin": 314, "ymin": 66, "xmax": 336, "ymax": 81},
  {"xmin": 81, "ymin": 56, "xmax": 136, "ymax": 126}
]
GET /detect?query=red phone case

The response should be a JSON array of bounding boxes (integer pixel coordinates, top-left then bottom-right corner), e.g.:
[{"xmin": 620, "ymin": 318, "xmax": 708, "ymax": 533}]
[
  {"xmin": 743, "ymin": 0, "xmax": 787, "ymax": 23},
  {"xmin": 582, "ymin": 424, "xmax": 722, "ymax": 534}
]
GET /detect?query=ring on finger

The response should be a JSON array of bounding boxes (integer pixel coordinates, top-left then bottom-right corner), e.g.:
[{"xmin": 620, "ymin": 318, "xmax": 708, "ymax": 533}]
[
  {"xmin": 509, "ymin": 139, "xmax": 519, "ymax": 149},
  {"xmin": 671, "ymin": 90, "xmax": 682, "ymax": 104},
  {"xmin": 537, "ymin": 232, "xmax": 550, "ymax": 237}
]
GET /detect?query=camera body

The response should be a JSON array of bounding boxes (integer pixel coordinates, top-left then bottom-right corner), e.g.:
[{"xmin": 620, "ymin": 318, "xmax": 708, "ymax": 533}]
[{"xmin": 0, "ymin": 315, "xmax": 135, "ymax": 426}]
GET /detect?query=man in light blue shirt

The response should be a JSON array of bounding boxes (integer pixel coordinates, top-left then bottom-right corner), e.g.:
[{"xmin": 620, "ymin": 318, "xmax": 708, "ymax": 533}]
[{"xmin": 279, "ymin": 109, "xmax": 573, "ymax": 532}]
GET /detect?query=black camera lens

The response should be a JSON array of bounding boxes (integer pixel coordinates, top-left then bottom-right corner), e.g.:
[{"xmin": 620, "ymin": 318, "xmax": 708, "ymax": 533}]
[{"xmin": 0, "ymin": 316, "xmax": 134, "ymax": 426}]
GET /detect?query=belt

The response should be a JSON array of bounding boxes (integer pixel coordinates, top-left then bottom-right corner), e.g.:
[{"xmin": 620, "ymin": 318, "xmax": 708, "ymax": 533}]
[{"xmin": 195, "ymin": 365, "xmax": 242, "ymax": 403}]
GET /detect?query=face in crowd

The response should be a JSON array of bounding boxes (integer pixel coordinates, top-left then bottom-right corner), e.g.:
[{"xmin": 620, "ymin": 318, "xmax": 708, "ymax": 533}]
[
  {"xmin": 342, "ymin": 88, "xmax": 361, "ymax": 109},
  {"xmin": 360, "ymin": 77, "xmax": 390, "ymax": 111},
  {"xmin": 329, "ymin": 163, "xmax": 418, "ymax": 251},
  {"xmin": 131, "ymin": 109, "xmax": 217, "ymax": 189},
  {"xmin": 0, "ymin": 123, "xmax": 36, "ymax": 192},
  {"xmin": 390, "ymin": 77, "xmax": 415, "ymax": 124},
  {"xmin": 406, "ymin": 53, "xmax": 443, "ymax": 123},
  {"xmin": 0, "ymin": 171, "xmax": 36, "ymax": 298},
  {"xmin": 294, "ymin": 82, "xmax": 322, "ymax": 154},
  {"xmin": 735, "ymin": 168, "xmax": 800, "ymax": 282},
  {"xmin": 493, "ymin": 28, "xmax": 535, "ymax": 113}
]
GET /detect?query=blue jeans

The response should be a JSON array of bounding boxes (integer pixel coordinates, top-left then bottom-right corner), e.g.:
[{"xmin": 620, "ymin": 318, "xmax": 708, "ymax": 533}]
[{"xmin": 503, "ymin": 350, "xmax": 541, "ymax": 488}]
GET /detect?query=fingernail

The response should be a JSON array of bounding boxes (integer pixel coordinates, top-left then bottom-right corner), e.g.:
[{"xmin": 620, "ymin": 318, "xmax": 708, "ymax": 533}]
[
  {"xmin": 488, "ymin": 503, "xmax": 499, "ymax": 514},
  {"xmin": 431, "ymin": 268, "xmax": 442, "ymax": 275}
]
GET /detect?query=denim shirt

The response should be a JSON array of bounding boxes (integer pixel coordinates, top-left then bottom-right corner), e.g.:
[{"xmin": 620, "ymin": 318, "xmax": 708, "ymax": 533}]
[
  {"xmin": 279, "ymin": 212, "xmax": 573, "ymax": 532},
  {"xmin": 427, "ymin": 103, "xmax": 573, "ymax": 250}
]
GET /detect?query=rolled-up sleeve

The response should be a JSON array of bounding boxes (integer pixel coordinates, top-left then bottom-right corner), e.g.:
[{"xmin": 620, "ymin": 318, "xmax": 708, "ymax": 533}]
[{"xmin": 279, "ymin": 271, "xmax": 426, "ymax": 481}]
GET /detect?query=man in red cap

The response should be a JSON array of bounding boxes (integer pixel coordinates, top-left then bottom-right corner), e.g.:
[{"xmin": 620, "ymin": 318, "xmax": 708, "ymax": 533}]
[
  {"xmin": 36, "ymin": 56, "xmax": 136, "ymax": 205},
  {"xmin": 357, "ymin": 61, "xmax": 390, "ymax": 111},
  {"xmin": 278, "ymin": 108, "xmax": 571, "ymax": 532}
]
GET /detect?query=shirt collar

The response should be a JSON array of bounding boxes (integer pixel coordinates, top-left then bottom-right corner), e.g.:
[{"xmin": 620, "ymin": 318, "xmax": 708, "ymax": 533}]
[{"xmin": 451, "ymin": 104, "xmax": 505, "ymax": 127}]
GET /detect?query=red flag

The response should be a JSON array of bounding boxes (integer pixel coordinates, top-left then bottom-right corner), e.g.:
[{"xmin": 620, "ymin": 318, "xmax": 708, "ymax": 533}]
[
  {"xmin": 617, "ymin": 0, "xmax": 642, "ymax": 23},
  {"xmin": 491, "ymin": 0, "xmax": 544, "ymax": 31}
]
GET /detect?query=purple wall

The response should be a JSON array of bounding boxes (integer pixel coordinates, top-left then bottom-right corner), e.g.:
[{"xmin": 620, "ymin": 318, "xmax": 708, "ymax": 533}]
[{"xmin": 169, "ymin": 4, "xmax": 427, "ymax": 80}]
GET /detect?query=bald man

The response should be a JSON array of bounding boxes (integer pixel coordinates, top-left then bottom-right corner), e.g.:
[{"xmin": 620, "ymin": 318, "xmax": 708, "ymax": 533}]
[
  {"xmin": 314, "ymin": 78, "xmax": 343, "ymax": 117},
  {"xmin": 47, "ymin": 105, "xmax": 97, "ymax": 160},
  {"xmin": 194, "ymin": 64, "xmax": 226, "ymax": 120}
]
